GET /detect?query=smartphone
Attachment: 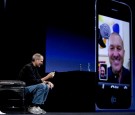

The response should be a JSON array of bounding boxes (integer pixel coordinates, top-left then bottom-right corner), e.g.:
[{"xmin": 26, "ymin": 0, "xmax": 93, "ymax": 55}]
[{"xmin": 95, "ymin": 0, "xmax": 132, "ymax": 109}]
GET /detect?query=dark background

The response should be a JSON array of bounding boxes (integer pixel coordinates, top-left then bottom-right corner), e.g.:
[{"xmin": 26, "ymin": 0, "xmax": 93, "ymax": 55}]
[
  {"xmin": 0, "ymin": 0, "xmax": 135, "ymax": 112},
  {"xmin": 1, "ymin": 0, "xmax": 96, "ymax": 112},
  {"xmin": 1, "ymin": 0, "xmax": 95, "ymax": 79}
]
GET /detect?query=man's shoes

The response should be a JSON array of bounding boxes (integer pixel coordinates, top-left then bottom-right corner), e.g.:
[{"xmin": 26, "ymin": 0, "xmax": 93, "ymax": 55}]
[
  {"xmin": 37, "ymin": 106, "xmax": 46, "ymax": 114},
  {"xmin": 0, "ymin": 111, "xmax": 6, "ymax": 114},
  {"xmin": 28, "ymin": 106, "xmax": 46, "ymax": 114},
  {"xmin": 28, "ymin": 106, "xmax": 42, "ymax": 114}
]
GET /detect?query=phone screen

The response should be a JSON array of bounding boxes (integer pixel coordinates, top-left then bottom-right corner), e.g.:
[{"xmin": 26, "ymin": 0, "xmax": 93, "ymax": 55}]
[{"xmin": 96, "ymin": 0, "xmax": 132, "ymax": 109}]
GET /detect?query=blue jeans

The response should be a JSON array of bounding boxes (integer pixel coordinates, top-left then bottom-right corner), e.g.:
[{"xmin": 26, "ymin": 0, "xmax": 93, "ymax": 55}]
[{"xmin": 25, "ymin": 83, "xmax": 49, "ymax": 105}]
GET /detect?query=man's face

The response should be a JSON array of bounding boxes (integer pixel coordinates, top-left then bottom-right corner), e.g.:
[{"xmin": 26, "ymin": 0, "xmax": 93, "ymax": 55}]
[
  {"xmin": 108, "ymin": 34, "xmax": 125, "ymax": 74},
  {"xmin": 35, "ymin": 56, "xmax": 44, "ymax": 67},
  {"xmin": 100, "ymin": 66, "xmax": 105, "ymax": 77}
]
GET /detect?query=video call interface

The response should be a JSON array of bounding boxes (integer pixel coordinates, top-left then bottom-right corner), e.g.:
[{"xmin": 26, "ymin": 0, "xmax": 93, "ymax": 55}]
[
  {"xmin": 98, "ymin": 15, "xmax": 131, "ymax": 85},
  {"xmin": 97, "ymin": 14, "xmax": 132, "ymax": 110}
]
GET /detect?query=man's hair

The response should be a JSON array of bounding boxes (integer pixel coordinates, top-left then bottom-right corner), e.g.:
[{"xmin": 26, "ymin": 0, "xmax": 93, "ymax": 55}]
[
  {"xmin": 32, "ymin": 53, "xmax": 43, "ymax": 61},
  {"xmin": 110, "ymin": 32, "xmax": 122, "ymax": 39},
  {"xmin": 108, "ymin": 32, "xmax": 124, "ymax": 48}
]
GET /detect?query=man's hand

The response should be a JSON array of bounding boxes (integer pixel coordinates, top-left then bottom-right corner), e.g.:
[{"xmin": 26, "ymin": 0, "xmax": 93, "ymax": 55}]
[
  {"xmin": 42, "ymin": 81, "xmax": 54, "ymax": 89},
  {"xmin": 47, "ymin": 81, "xmax": 54, "ymax": 89},
  {"xmin": 41, "ymin": 72, "xmax": 55, "ymax": 82},
  {"xmin": 48, "ymin": 72, "xmax": 55, "ymax": 78}
]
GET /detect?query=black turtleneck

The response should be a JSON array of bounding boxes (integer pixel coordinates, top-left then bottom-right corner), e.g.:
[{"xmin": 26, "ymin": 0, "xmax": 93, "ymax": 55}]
[{"xmin": 19, "ymin": 63, "xmax": 42, "ymax": 86}]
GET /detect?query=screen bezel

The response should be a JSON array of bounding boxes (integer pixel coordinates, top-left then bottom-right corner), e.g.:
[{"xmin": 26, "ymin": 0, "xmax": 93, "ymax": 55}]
[{"xmin": 95, "ymin": 0, "xmax": 132, "ymax": 109}]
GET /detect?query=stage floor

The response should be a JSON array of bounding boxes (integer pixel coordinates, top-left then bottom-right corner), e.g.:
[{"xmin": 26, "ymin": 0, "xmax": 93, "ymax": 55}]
[{"xmin": 2, "ymin": 112, "xmax": 135, "ymax": 115}]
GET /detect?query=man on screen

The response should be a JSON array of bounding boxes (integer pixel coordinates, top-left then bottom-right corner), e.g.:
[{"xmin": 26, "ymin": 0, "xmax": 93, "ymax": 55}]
[
  {"xmin": 107, "ymin": 32, "xmax": 131, "ymax": 84},
  {"xmin": 99, "ymin": 64, "xmax": 107, "ymax": 80}
]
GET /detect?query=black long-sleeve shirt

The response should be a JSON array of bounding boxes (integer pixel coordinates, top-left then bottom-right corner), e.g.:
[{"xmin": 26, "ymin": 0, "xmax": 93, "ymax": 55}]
[
  {"xmin": 108, "ymin": 66, "xmax": 131, "ymax": 84},
  {"xmin": 19, "ymin": 63, "xmax": 42, "ymax": 86}
]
